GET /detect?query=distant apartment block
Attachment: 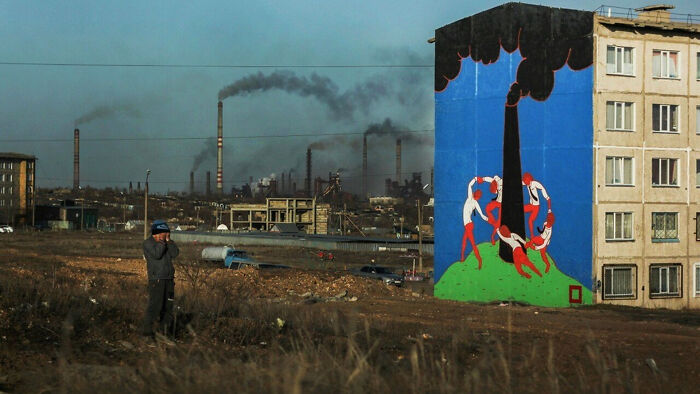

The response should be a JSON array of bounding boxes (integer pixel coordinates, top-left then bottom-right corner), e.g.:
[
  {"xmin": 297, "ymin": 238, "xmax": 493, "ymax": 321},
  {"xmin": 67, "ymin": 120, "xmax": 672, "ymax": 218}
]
[{"xmin": 0, "ymin": 152, "xmax": 36, "ymax": 226}]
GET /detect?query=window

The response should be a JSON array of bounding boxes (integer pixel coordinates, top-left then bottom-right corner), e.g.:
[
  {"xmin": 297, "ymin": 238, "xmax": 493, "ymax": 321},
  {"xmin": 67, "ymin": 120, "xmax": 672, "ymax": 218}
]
[
  {"xmin": 0, "ymin": 200, "xmax": 4, "ymax": 207},
  {"xmin": 0, "ymin": 186, "xmax": 3, "ymax": 194},
  {"xmin": 652, "ymin": 212, "xmax": 678, "ymax": 241},
  {"xmin": 651, "ymin": 158, "xmax": 678, "ymax": 186},
  {"xmin": 605, "ymin": 156, "xmax": 633, "ymax": 185},
  {"xmin": 606, "ymin": 102, "xmax": 634, "ymax": 131},
  {"xmin": 7, "ymin": 163, "xmax": 11, "ymax": 170},
  {"xmin": 696, "ymin": 160, "xmax": 700, "ymax": 188},
  {"xmin": 606, "ymin": 46, "xmax": 634, "ymax": 75},
  {"xmin": 652, "ymin": 104, "xmax": 679, "ymax": 133},
  {"xmin": 696, "ymin": 106, "xmax": 700, "ymax": 134},
  {"xmin": 603, "ymin": 265, "xmax": 636, "ymax": 299},
  {"xmin": 652, "ymin": 50, "xmax": 679, "ymax": 78},
  {"xmin": 0, "ymin": 174, "xmax": 3, "ymax": 182},
  {"xmin": 694, "ymin": 263, "xmax": 700, "ymax": 297},
  {"xmin": 7, "ymin": 174, "xmax": 11, "ymax": 183},
  {"xmin": 650, "ymin": 264, "xmax": 681, "ymax": 297},
  {"xmin": 697, "ymin": 52, "xmax": 700, "ymax": 80},
  {"xmin": 605, "ymin": 212, "xmax": 633, "ymax": 241},
  {"xmin": 697, "ymin": 213, "xmax": 700, "ymax": 241}
]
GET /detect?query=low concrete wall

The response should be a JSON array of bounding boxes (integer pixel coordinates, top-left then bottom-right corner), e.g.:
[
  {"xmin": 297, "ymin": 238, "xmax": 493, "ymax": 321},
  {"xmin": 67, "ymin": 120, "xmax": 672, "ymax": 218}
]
[{"xmin": 171, "ymin": 232, "xmax": 434, "ymax": 255}]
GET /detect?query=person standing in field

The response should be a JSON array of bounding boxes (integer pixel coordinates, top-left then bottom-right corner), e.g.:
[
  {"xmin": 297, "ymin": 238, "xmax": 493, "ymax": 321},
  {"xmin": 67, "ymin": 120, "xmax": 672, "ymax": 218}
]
[{"xmin": 142, "ymin": 220, "xmax": 179, "ymax": 338}]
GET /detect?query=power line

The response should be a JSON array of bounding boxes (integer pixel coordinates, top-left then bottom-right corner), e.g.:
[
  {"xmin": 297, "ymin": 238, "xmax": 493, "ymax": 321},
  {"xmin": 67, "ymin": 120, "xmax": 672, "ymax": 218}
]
[
  {"xmin": 0, "ymin": 128, "xmax": 434, "ymax": 143},
  {"xmin": 0, "ymin": 61, "xmax": 433, "ymax": 69}
]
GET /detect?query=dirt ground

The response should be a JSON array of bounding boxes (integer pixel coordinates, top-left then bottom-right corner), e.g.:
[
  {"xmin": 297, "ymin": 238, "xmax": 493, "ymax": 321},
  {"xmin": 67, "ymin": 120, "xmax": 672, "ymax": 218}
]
[{"xmin": 1, "ymin": 232, "xmax": 699, "ymax": 393}]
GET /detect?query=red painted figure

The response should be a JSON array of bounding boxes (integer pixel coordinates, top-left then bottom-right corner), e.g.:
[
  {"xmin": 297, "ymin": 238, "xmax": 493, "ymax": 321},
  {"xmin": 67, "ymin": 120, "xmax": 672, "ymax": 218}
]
[
  {"xmin": 497, "ymin": 224, "xmax": 542, "ymax": 279},
  {"xmin": 525, "ymin": 211, "xmax": 554, "ymax": 273},
  {"xmin": 482, "ymin": 175, "xmax": 502, "ymax": 245},
  {"xmin": 461, "ymin": 177, "xmax": 488, "ymax": 267},
  {"xmin": 522, "ymin": 172, "xmax": 551, "ymax": 240}
]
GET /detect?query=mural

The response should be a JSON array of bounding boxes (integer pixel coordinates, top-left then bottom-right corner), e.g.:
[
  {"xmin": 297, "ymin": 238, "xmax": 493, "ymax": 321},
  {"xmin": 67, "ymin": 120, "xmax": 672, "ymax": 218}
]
[{"xmin": 434, "ymin": 4, "xmax": 594, "ymax": 307}]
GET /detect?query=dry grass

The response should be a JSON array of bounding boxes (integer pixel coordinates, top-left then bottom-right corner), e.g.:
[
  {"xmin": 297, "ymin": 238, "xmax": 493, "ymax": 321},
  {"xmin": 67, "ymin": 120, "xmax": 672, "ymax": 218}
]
[{"xmin": 0, "ymin": 232, "xmax": 696, "ymax": 393}]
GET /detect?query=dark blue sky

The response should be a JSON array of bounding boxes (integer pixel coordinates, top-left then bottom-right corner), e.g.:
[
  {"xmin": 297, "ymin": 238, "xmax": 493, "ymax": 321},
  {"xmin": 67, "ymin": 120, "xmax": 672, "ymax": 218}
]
[{"xmin": 0, "ymin": 1, "xmax": 697, "ymax": 193}]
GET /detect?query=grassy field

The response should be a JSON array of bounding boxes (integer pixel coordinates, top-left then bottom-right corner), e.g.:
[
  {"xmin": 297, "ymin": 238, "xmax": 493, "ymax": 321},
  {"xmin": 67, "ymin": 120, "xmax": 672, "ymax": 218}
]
[{"xmin": 0, "ymin": 232, "xmax": 698, "ymax": 393}]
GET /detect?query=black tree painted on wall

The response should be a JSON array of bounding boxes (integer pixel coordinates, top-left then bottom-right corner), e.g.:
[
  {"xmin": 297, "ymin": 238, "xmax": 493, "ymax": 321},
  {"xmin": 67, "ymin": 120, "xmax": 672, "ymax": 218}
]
[{"xmin": 435, "ymin": 3, "xmax": 593, "ymax": 262}]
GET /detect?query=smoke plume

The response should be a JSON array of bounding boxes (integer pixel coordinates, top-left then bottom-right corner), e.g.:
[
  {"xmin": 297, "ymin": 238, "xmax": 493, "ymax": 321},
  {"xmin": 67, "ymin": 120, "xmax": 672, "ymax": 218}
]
[
  {"xmin": 191, "ymin": 141, "xmax": 216, "ymax": 172},
  {"xmin": 434, "ymin": 3, "xmax": 593, "ymax": 100},
  {"xmin": 74, "ymin": 103, "xmax": 142, "ymax": 126},
  {"xmin": 218, "ymin": 71, "xmax": 391, "ymax": 121}
]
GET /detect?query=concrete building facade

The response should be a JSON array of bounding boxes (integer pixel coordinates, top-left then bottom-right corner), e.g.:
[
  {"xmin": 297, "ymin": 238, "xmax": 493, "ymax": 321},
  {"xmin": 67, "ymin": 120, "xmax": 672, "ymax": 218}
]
[
  {"xmin": 433, "ymin": 3, "xmax": 699, "ymax": 309},
  {"xmin": 593, "ymin": 6, "xmax": 700, "ymax": 309},
  {"xmin": 0, "ymin": 152, "xmax": 36, "ymax": 226}
]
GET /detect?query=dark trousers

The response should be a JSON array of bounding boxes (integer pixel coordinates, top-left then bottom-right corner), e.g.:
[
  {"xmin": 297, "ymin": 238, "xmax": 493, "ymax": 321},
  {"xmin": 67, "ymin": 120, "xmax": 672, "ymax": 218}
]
[{"xmin": 142, "ymin": 279, "xmax": 175, "ymax": 336}]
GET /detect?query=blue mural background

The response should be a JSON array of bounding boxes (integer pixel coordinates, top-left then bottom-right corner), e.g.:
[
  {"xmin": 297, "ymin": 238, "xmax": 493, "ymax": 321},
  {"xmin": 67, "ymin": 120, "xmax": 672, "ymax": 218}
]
[{"xmin": 434, "ymin": 48, "xmax": 593, "ymax": 288}]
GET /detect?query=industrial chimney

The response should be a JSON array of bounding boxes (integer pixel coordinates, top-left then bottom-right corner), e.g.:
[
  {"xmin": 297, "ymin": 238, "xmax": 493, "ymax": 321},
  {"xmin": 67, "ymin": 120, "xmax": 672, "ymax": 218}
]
[
  {"xmin": 216, "ymin": 101, "xmax": 223, "ymax": 195},
  {"xmin": 281, "ymin": 171, "xmax": 285, "ymax": 195},
  {"xmin": 288, "ymin": 172, "xmax": 292, "ymax": 195},
  {"xmin": 306, "ymin": 148, "xmax": 312, "ymax": 197},
  {"xmin": 129, "ymin": 181, "xmax": 133, "ymax": 194},
  {"xmin": 73, "ymin": 129, "xmax": 80, "ymax": 190},
  {"xmin": 396, "ymin": 138, "xmax": 402, "ymax": 184},
  {"xmin": 362, "ymin": 135, "xmax": 367, "ymax": 199},
  {"xmin": 206, "ymin": 171, "xmax": 211, "ymax": 196},
  {"xmin": 189, "ymin": 171, "xmax": 194, "ymax": 195}
]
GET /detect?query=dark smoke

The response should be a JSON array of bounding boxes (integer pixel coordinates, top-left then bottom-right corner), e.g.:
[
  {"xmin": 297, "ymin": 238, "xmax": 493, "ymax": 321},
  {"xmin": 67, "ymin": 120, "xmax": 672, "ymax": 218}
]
[
  {"xmin": 74, "ymin": 103, "xmax": 142, "ymax": 126},
  {"xmin": 364, "ymin": 118, "xmax": 433, "ymax": 145},
  {"xmin": 191, "ymin": 141, "xmax": 216, "ymax": 172},
  {"xmin": 218, "ymin": 71, "xmax": 391, "ymax": 121},
  {"xmin": 434, "ymin": 3, "xmax": 593, "ymax": 101}
]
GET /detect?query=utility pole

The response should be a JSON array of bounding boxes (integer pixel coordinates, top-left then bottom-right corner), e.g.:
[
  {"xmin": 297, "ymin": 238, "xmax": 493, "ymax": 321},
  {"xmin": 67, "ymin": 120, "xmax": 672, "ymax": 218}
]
[
  {"xmin": 144, "ymin": 169, "xmax": 150, "ymax": 240},
  {"xmin": 417, "ymin": 199, "xmax": 423, "ymax": 273}
]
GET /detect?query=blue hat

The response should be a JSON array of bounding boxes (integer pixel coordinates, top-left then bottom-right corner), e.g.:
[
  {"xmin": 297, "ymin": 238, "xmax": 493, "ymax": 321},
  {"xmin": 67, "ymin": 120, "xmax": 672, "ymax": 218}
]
[{"xmin": 151, "ymin": 220, "xmax": 170, "ymax": 235}]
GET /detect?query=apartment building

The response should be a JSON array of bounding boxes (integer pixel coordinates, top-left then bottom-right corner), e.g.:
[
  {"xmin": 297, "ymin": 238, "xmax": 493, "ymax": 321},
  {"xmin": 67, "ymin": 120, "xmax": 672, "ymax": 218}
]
[
  {"xmin": 0, "ymin": 152, "xmax": 36, "ymax": 226},
  {"xmin": 594, "ymin": 5, "xmax": 700, "ymax": 308},
  {"xmin": 433, "ymin": 3, "xmax": 699, "ymax": 308}
]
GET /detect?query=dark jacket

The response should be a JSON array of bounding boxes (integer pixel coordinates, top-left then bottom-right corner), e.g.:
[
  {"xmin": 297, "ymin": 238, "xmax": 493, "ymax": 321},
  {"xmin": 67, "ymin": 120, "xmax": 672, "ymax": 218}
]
[{"xmin": 143, "ymin": 236, "xmax": 179, "ymax": 280}]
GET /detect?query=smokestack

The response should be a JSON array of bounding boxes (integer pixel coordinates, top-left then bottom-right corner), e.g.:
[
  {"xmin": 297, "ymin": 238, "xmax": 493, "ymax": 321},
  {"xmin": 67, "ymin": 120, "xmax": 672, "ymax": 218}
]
[
  {"xmin": 362, "ymin": 135, "xmax": 367, "ymax": 198},
  {"xmin": 281, "ymin": 172, "xmax": 285, "ymax": 195},
  {"xmin": 137, "ymin": 181, "xmax": 141, "ymax": 191},
  {"xmin": 189, "ymin": 172, "xmax": 194, "ymax": 195},
  {"xmin": 73, "ymin": 129, "xmax": 80, "ymax": 190},
  {"xmin": 396, "ymin": 138, "xmax": 401, "ymax": 184},
  {"xmin": 129, "ymin": 181, "xmax": 133, "ymax": 194},
  {"xmin": 216, "ymin": 101, "xmax": 223, "ymax": 195},
  {"xmin": 306, "ymin": 148, "xmax": 312, "ymax": 197},
  {"xmin": 270, "ymin": 179, "xmax": 278, "ymax": 197},
  {"xmin": 206, "ymin": 171, "xmax": 211, "ymax": 196},
  {"xmin": 288, "ymin": 172, "xmax": 292, "ymax": 194}
]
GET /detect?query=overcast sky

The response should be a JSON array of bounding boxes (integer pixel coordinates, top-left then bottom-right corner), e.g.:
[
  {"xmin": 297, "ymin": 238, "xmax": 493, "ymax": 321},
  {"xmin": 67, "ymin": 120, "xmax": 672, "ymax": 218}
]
[{"xmin": 1, "ymin": 0, "xmax": 698, "ymax": 194}]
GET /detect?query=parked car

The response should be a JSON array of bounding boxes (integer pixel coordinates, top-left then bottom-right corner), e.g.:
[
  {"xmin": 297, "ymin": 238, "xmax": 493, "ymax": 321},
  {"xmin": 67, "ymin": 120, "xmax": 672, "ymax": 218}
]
[
  {"xmin": 0, "ymin": 225, "xmax": 13, "ymax": 233},
  {"xmin": 350, "ymin": 265, "xmax": 404, "ymax": 287}
]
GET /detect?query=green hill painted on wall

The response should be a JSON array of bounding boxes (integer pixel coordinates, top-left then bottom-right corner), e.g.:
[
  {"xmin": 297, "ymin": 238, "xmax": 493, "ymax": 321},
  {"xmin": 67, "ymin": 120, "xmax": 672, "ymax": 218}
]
[{"xmin": 435, "ymin": 242, "xmax": 592, "ymax": 307}]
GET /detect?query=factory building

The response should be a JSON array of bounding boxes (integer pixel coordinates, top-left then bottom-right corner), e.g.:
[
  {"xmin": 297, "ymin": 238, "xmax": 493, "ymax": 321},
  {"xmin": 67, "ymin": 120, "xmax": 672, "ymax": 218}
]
[
  {"xmin": 433, "ymin": 3, "xmax": 700, "ymax": 309},
  {"xmin": 0, "ymin": 152, "xmax": 36, "ymax": 226},
  {"xmin": 229, "ymin": 197, "xmax": 329, "ymax": 234}
]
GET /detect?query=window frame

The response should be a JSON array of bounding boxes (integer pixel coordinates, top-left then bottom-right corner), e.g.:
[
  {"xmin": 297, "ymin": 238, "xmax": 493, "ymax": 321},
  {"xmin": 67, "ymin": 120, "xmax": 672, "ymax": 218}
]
[
  {"xmin": 605, "ymin": 156, "xmax": 634, "ymax": 186},
  {"xmin": 696, "ymin": 105, "xmax": 700, "ymax": 135},
  {"xmin": 694, "ymin": 262, "xmax": 700, "ymax": 297},
  {"xmin": 652, "ymin": 49, "xmax": 680, "ymax": 79},
  {"xmin": 606, "ymin": 45, "xmax": 635, "ymax": 76},
  {"xmin": 696, "ymin": 159, "xmax": 700, "ymax": 188},
  {"xmin": 649, "ymin": 264, "xmax": 682, "ymax": 298},
  {"xmin": 602, "ymin": 264, "xmax": 637, "ymax": 300},
  {"xmin": 696, "ymin": 212, "xmax": 700, "ymax": 242},
  {"xmin": 605, "ymin": 212, "xmax": 634, "ymax": 241},
  {"xmin": 606, "ymin": 101, "xmax": 635, "ymax": 131},
  {"xmin": 651, "ymin": 212, "xmax": 679, "ymax": 242},
  {"xmin": 652, "ymin": 104, "xmax": 680, "ymax": 134},
  {"xmin": 651, "ymin": 158, "xmax": 680, "ymax": 187}
]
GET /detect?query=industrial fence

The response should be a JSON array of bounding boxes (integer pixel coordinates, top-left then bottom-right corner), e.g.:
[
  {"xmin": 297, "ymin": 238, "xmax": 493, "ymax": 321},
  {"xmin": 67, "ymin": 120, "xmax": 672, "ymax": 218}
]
[{"xmin": 171, "ymin": 232, "xmax": 433, "ymax": 256}]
